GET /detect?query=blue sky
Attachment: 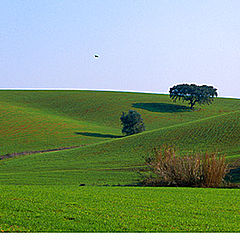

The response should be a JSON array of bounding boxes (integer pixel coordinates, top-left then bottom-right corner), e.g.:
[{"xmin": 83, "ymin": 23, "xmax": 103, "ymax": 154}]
[{"xmin": 1, "ymin": 0, "xmax": 240, "ymax": 97}]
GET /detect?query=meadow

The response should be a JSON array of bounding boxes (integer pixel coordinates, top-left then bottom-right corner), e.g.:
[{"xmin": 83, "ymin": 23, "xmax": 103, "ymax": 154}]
[
  {"xmin": 1, "ymin": 185, "xmax": 240, "ymax": 233},
  {"xmin": 0, "ymin": 90, "xmax": 240, "ymax": 232}
]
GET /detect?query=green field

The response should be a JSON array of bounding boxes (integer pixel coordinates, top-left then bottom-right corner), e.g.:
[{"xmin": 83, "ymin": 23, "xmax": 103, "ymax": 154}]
[
  {"xmin": 0, "ymin": 90, "xmax": 240, "ymax": 232},
  {"xmin": 1, "ymin": 186, "xmax": 240, "ymax": 232}
]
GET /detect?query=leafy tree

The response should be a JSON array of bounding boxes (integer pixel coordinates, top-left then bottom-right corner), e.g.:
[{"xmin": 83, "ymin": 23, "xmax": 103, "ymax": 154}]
[
  {"xmin": 120, "ymin": 110, "xmax": 145, "ymax": 136},
  {"xmin": 169, "ymin": 84, "xmax": 218, "ymax": 109}
]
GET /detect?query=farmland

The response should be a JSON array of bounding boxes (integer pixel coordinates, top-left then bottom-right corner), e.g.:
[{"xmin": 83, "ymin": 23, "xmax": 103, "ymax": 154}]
[
  {"xmin": 0, "ymin": 90, "xmax": 240, "ymax": 232},
  {"xmin": 1, "ymin": 185, "xmax": 240, "ymax": 232}
]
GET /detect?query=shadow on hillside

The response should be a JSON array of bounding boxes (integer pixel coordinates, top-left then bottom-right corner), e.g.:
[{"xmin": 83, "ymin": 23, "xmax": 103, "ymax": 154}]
[
  {"xmin": 132, "ymin": 103, "xmax": 191, "ymax": 113},
  {"xmin": 75, "ymin": 132, "xmax": 123, "ymax": 139},
  {"xmin": 225, "ymin": 167, "xmax": 240, "ymax": 183}
]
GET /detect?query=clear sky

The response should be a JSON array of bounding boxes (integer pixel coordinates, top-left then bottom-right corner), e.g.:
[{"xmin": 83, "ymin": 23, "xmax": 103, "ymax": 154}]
[{"xmin": 1, "ymin": 0, "xmax": 240, "ymax": 97}]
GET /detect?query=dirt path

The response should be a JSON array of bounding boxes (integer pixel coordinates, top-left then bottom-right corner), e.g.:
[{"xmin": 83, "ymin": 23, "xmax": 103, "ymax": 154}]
[{"xmin": 0, "ymin": 145, "xmax": 87, "ymax": 160}]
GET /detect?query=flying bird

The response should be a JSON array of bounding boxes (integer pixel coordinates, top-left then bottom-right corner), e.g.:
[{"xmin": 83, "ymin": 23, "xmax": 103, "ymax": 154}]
[{"xmin": 94, "ymin": 54, "xmax": 99, "ymax": 58}]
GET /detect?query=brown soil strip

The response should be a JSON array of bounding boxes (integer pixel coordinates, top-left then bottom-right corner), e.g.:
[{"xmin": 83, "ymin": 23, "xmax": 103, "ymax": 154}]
[{"xmin": 0, "ymin": 145, "xmax": 86, "ymax": 160}]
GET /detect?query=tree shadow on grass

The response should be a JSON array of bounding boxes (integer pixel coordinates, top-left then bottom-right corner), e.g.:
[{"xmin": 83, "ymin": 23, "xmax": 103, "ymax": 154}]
[
  {"xmin": 132, "ymin": 103, "xmax": 191, "ymax": 113},
  {"xmin": 75, "ymin": 132, "xmax": 123, "ymax": 139}
]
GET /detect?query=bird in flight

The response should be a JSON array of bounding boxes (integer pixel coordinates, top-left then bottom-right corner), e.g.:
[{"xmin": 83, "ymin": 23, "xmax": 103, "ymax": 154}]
[{"xmin": 94, "ymin": 54, "xmax": 99, "ymax": 58}]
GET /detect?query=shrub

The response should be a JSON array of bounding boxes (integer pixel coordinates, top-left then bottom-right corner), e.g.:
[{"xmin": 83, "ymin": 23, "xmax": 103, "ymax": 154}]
[
  {"xmin": 141, "ymin": 146, "xmax": 228, "ymax": 188},
  {"xmin": 120, "ymin": 110, "xmax": 145, "ymax": 136}
]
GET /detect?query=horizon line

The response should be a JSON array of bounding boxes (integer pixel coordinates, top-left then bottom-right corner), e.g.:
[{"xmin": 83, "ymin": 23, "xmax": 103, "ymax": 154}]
[{"xmin": 0, "ymin": 88, "xmax": 238, "ymax": 99}]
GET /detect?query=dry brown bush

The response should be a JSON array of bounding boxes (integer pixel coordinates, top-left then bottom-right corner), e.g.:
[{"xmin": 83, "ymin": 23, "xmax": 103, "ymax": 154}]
[{"xmin": 141, "ymin": 146, "xmax": 228, "ymax": 188}]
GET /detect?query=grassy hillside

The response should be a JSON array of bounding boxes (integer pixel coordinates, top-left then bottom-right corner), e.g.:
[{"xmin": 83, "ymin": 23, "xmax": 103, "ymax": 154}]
[
  {"xmin": 0, "ymin": 103, "xmax": 240, "ymax": 186},
  {"xmin": 0, "ymin": 90, "xmax": 240, "ymax": 155},
  {"xmin": 0, "ymin": 90, "xmax": 240, "ymax": 232},
  {"xmin": 0, "ymin": 101, "xmax": 119, "ymax": 155}
]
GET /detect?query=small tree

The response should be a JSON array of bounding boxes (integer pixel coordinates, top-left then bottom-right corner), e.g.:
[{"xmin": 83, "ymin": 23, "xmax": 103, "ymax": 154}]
[
  {"xmin": 120, "ymin": 110, "xmax": 145, "ymax": 136},
  {"xmin": 169, "ymin": 84, "xmax": 218, "ymax": 109}
]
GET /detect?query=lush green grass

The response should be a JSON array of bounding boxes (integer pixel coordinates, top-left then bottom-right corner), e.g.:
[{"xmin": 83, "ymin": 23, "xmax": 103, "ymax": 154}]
[
  {"xmin": 0, "ymin": 90, "xmax": 240, "ymax": 232},
  {"xmin": 2, "ymin": 90, "xmax": 240, "ymax": 129},
  {"xmin": 1, "ymin": 109, "xmax": 239, "ymax": 186},
  {"xmin": 0, "ymin": 185, "xmax": 240, "ymax": 232},
  {"xmin": 0, "ymin": 100, "xmax": 118, "ymax": 155},
  {"xmin": 1, "ymin": 90, "xmax": 240, "ymax": 154}
]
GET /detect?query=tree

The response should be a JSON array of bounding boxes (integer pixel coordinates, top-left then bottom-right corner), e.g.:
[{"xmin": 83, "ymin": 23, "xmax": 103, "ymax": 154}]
[
  {"xmin": 169, "ymin": 84, "xmax": 218, "ymax": 109},
  {"xmin": 120, "ymin": 110, "xmax": 145, "ymax": 136}
]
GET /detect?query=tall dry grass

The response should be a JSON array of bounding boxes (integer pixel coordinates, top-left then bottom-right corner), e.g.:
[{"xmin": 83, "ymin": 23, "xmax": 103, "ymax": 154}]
[{"xmin": 142, "ymin": 146, "xmax": 228, "ymax": 188}]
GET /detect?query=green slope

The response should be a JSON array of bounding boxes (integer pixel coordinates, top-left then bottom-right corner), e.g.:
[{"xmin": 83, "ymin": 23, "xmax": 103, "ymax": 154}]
[
  {"xmin": 1, "ymin": 90, "xmax": 240, "ymax": 129},
  {"xmin": 1, "ymin": 109, "xmax": 239, "ymax": 186},
  {"xmin": 0, "ymin": 90, "xmax": 240, "ymax": 233},
  {"xmin": 1, "ymin": 90, "xmax": 240, "ymax": 155},
  {"xmin": 0, "ymin": 100, "xmax": 119, "ymax": 155}
]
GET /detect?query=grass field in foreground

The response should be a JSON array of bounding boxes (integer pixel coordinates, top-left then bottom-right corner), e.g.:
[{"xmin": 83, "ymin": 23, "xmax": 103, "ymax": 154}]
[{"xmin": 0, "ymin": 185, "xmax": 239, "ymax": 232}]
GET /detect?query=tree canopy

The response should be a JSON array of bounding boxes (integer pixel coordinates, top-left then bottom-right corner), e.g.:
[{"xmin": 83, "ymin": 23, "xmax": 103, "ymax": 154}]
[
  {"xmin": 120, "ymin": 110, "xmax": 145, "ymax": 136},
  {"xmin": 169, "ymin": 84, "xmax": 218, "ymax": 109}
]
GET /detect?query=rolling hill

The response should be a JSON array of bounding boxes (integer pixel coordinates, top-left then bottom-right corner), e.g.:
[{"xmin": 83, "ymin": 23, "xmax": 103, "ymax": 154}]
[
  {"xmin": 0, "ymin": 90, "xmax": 239, "ymax": 186},
  {"xmin": 0, "ymin": 90, "xmax": 240, "ymax": 154},
  {"xmin": 0, "ymin": 90, "xmax": 240, "ymax": 232}
]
